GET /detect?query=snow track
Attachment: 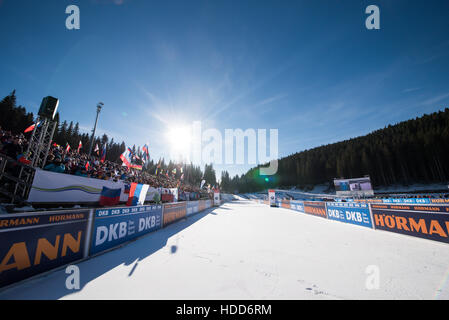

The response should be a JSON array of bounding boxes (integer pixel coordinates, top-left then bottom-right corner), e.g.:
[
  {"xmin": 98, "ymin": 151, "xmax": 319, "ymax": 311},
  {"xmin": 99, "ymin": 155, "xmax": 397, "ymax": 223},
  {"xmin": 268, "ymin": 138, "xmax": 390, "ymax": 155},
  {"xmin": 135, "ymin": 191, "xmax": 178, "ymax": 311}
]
[{"xmin": 1, "ymin": 198, "xmax": 449, "ymax": 300}]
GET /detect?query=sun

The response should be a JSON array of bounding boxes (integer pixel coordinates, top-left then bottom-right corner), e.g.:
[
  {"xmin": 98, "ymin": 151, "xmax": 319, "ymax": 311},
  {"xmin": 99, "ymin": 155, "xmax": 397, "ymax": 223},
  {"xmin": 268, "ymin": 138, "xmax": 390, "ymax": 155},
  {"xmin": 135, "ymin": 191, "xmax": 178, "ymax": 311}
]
[{"xmin": 166, "ymin": 125, "xmax": 192, "ymax": 156}]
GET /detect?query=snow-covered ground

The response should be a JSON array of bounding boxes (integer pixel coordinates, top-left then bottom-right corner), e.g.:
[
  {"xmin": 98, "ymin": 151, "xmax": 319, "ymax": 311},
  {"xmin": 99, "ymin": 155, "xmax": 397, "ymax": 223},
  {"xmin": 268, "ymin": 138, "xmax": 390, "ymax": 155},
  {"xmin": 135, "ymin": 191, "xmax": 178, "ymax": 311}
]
[{"xmin": 1, "ymin": 198, "xmax": 449, "ymax": 300}]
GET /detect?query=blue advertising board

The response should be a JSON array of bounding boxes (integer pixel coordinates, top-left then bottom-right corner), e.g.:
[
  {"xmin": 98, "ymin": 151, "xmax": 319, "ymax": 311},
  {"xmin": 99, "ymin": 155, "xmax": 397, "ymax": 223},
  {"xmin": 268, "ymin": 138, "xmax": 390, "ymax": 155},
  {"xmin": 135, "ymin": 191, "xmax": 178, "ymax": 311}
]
[
  {"xmin": 382, "ymin": 198, "xmax": 431, "ymax": 204},
  {"xmin": 326, "ymin": 202, "xmax": 374, "ymax": 229},
  {"xmin": 186, "ymin": 201, "xmax": 200, "ymax": 216},
  {"xmin": 0, "ymin": 209, "xmax": 91, "ymax": 288},
  {"xmin": 289, "ymin": 200, "xmax": 305, "ymax": 213},
  {"xmin": 90, "ymin": 205, "xmax": 162, "ymax": 255}
]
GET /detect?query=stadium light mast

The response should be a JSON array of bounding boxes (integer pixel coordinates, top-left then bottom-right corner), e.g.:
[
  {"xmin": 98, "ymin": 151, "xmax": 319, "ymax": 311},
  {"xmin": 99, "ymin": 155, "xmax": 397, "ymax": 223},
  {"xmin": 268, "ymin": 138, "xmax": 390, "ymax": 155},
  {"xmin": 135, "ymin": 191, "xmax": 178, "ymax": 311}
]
[{"xmin": 88, "ymin": 102, "xmax": 104, "ymax": 156}]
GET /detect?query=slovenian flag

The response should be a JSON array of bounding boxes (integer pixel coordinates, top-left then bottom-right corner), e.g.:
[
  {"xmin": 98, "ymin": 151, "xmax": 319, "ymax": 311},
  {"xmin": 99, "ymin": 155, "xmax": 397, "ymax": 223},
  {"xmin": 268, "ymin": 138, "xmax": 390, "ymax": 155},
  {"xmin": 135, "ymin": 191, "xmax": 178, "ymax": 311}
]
[
  {"xmin": 24, "ymin": 121, "xmax": 41, "ymax": 133},
  {"xmin": 100, "ymin": 145, "xmax": 107, "ymax": 163},
  {"xmin": 126, "ymin": 183, "xmax": 149, "ymax": 206},
  {"xmin": 99, "ymin": 186, "xmax": 121, "ymax": 206}
]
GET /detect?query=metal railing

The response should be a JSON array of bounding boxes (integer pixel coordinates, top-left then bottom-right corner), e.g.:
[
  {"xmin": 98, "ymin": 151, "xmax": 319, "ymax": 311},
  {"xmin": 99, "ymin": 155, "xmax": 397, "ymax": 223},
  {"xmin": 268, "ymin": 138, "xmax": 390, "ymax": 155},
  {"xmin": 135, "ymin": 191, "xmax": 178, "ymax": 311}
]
[{"xmin": 0, "ymin": 154, "xmax": 35, "ymax": 204}]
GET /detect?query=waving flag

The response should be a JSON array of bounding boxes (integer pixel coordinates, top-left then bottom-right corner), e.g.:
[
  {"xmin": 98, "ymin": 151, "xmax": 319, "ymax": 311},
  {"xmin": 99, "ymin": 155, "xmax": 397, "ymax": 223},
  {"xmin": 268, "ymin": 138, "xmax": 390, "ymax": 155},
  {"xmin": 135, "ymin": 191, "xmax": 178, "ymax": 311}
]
[
  {"xmin": 100, "ymin": 145, "xmax": 107, "ymax": 163},
  {"xmin": 65, "ymin": 143, "xmax": 71, "ymax": 153},
  {"xmin": 126, "ymin": 183, "xmax": 149, "ymax": 206},
  {"xmin": 120, "ymin": 148, "xmax": 132, "ymax": 168},
  {"xmin": 77, "ymin": 141, "xmax": 82, "ymax": 153},
  {"xmin": 94, "ymin": 144, "xmax": 100, "ymax": 155},
  {"xmin": 99, "ymin": 187, "xmax": 121, "ymax": 206},
  {"xmin": 85, "ymin": 161, "xmax": 90, "ymax": 171},
  {"xmin": 200, "ymin": 179, "xmax": 206, "ymax": 189},
  {"xmin": 127, "ymin": 147, "xmax": 135, "ymax": 158},
  {"xmin": 24, "ymin": 121, "xmax": 41, "ymax": 133},
  {"xmin": 142, "ymin": 144, "xmax": 149, "ymax": 163}
]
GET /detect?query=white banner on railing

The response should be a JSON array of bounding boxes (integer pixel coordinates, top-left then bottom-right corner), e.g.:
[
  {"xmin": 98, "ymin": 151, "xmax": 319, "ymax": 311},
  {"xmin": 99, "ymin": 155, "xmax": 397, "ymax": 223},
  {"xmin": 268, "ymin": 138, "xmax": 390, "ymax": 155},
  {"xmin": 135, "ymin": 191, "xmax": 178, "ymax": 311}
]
[{"xmin": 28, "ymin": 169, "xmax": 128, "ymax": 203}]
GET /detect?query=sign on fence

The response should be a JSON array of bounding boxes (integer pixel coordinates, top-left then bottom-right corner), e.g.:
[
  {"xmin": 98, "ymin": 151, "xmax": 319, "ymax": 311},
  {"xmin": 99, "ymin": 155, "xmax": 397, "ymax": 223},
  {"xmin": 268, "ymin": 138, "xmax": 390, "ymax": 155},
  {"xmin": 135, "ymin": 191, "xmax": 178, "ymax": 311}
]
[
  {"xmin": 371, "ymin": 204, "xmax": 449, "ymax": 244},
  {"xmin": 90, "ymin": 205, "xmax": 162, "ymax": 255},
  {"xmin": 326, "ymin": 202, "xmax": 373, "ymax": 228},
  {"xmin": 290, "ymin": 200, "xmax": 305, "ymax": 212},
  {"xmin": 187, "ymin": 201, "xmax": 200, "ymax": 216},
  {"xmin": 303, "ymin": 201, "xmax": 327, "ymax": 219},
  {"xmin": 0, "ymin": 209, "xmax": 91, "ymax": 288},
  {"xmin": 163, "ymin": 202, "xmax": 187, "ymax": 226}
]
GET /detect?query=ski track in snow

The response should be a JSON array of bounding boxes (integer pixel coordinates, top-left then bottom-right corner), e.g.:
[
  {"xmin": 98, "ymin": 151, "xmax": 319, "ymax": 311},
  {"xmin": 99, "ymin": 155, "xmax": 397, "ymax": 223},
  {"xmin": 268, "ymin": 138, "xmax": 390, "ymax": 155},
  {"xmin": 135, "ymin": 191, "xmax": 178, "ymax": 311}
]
[{"xmin": 1, "ymin": 198, "xmax": 449, "ymax": 300}]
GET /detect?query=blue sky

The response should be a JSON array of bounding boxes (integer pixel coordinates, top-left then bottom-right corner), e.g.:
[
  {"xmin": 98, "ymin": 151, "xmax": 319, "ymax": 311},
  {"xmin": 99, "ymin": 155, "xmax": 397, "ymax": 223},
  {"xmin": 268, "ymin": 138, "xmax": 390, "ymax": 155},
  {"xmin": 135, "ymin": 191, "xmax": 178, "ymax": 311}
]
[{"xmin": 1, "ymin": 0, "xmax": 449, "ymax": 178}]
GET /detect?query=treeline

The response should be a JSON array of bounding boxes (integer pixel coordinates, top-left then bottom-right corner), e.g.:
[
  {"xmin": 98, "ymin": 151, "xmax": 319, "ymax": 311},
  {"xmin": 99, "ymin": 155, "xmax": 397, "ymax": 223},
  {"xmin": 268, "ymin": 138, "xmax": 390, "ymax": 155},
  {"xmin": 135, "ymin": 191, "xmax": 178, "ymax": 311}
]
[
  {"xmin": 220, "ymin": 108, "xmax": 449, "ymax": 193},
  {"xmin": 0, "ymin": 90, "xmax": 217, "ymax": 188}
]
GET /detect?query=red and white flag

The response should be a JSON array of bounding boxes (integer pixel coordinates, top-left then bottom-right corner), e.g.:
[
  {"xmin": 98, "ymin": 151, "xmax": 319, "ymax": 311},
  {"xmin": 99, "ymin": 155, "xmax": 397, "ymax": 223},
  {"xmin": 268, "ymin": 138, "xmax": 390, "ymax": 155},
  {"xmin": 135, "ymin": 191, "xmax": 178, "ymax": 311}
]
[
  {"xmin": 120, "ymin": 149, "xmax": 132, "ymax": 168},
  {"xmin": 66, "ymin": 143, "xmax": 71, "ymax": 153},
  {"xmin": 94, "ymin": 144, "xmax": 100, "ymax": 155},
  {"xmin": 77, "ymin": 141, "xmax": 82, "ymax": 153}
]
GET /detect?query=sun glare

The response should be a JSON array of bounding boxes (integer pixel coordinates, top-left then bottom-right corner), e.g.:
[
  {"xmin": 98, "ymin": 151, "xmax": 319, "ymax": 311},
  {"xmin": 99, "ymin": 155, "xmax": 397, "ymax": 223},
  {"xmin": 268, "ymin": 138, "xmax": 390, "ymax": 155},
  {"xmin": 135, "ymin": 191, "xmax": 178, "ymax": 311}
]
[{"xmin": 166, "ymin": 125, "xmax": 192, "ymax": 154}]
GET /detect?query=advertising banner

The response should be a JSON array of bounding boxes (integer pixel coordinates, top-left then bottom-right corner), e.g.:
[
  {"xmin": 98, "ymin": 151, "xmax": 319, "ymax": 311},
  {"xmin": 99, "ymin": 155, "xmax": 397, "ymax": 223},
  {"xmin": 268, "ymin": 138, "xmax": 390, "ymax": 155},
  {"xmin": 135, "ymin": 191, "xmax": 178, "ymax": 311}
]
[
  {"xmin": 371, "ymin": 204, "xmax": 449, "ymax": 244},
  {"xmin": 205, "ymin": 200, "xmax": 212, "ymax": 208},
  {"xmin": 144, "ymin": 187, "xmax": 161, "ymax": 202},
  {"xmin": 303, "ymin": 201, "xmax": 328, "ymax": 219},
  {"xmin": 213, "ymin": 190, "xmax": 220, "ymax": 206},
  {"xmin": 382, "ymin": 198, "xmax": 431, "ymax": 204},
  {"xmin": 354, "ymin": 199, "xmax": 383, "ymax": 203},
  {"xmin": 290, "ymin": 200, "xmax": 305, "ymax": 213},
  {"xmin": 163, "ymin": 202, "xmax": 187, "ymax": 226},
  {"xmin": 0, "ymin": 209, "xmax": 91, "ymax": 288},
  {"xmin": 268, "ymin": 190, "xmax": 276, "ymax": 207},
  {"xmin": 326, "ymin": 202, "xmax": 373, "ymax": 228},
  {"xmin": 281, "ymin": 200, "xmax": 291, "ymax": 209},
  {"xmin": 198, "ymin": 199, "xmax": 207, "ymax": 212},
  {"xmin": 370, "ymin": 204, "xmax": 449, "ymax": 214},
  {"xmin": 186, "ymin": 201, "xmax": 200, "ymax": 216},
  {"xmin": 430, "ymin": 199, "xmax": 449, "ymax": 204},
  {"xmin": 28, "ymin": 169, "xmax": 127, "ymax": 203},
  {"xmin": 90, "ymin": 205, "xmax": 163, "ymax": 255}
]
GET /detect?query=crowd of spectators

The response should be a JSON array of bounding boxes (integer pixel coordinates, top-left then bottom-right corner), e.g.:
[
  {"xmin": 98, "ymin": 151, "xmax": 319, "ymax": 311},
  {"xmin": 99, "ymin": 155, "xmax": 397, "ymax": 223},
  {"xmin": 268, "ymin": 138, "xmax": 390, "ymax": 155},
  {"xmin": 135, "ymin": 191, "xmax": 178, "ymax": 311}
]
[{"xmin": 0, "ymin": 127, "xmax": 206, "ymax": 195}]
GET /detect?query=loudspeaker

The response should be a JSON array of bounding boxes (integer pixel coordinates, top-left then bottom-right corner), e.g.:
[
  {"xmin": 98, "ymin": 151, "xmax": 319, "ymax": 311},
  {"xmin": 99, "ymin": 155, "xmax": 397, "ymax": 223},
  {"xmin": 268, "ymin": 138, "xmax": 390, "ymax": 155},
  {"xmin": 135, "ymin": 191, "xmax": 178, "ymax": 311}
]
[{"xmin": 38, "ymin": 96, "xmax": 59, "ymax": 120}]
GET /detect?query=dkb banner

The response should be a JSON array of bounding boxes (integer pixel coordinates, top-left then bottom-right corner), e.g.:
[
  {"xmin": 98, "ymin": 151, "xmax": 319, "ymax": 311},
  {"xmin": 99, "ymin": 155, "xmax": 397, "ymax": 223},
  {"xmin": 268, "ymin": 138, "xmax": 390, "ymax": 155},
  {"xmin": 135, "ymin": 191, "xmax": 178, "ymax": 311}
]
[
  {"xmin": 326, "ymin": 202, "xmax": 373, "ymax": 228},
  {"xmin": 163, "ymin": 202, "xmax": 187, "ymax": 226},
  {"xmin": 90, "ymin": 205, "xmax": 162, "ymax": 255},
  {"xmin": 186, "ymin": 201, "xmax": 200, "ymax": 217},
  {"xmin": 371, "ymin": 204, "xmax": 449, "ymax": 244},
  {"xmin": 0, "ymin": 209, "xmax": 91, "ymax": 288},
  {"xmin": 303, "ymin": 201, "xmax": 327, "ymax": 219},
  {"xmin": 290, "ymin": 200, "xmax": 305, "ymax": 213},
  {"xmin": 382, "ymin": 198, "xmax": 430, "ymax": 204}
]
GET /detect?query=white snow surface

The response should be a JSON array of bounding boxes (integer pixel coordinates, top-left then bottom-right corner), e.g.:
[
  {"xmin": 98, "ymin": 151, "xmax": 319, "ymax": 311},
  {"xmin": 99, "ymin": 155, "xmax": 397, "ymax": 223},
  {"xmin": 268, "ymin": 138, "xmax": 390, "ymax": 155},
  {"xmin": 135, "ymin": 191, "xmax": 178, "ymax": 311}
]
[{"xmin": 1, "ymin": 198, "xmax": 449, "ymax": 300}]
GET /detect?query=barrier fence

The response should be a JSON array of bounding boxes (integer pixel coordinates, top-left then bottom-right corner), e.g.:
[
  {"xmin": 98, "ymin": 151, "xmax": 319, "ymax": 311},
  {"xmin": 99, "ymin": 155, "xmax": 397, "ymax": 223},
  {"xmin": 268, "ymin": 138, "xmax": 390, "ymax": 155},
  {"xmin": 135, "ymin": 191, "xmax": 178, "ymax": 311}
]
[
  {"xmin": 0, "ymin": 195, "xmax": 230, "ymax": 290},
  {"xmin": 256, "ymin": 197, "xmax": 449, "ymax": 245}
]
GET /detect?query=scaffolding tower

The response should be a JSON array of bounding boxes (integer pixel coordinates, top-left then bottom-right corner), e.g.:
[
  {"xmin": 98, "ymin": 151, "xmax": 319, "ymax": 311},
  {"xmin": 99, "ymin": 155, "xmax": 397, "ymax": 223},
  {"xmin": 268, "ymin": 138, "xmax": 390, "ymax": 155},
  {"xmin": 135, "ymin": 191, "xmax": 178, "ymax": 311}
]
[{"xmin": 0, "ymin": 97, "xmax": 59, "ymax": 205}]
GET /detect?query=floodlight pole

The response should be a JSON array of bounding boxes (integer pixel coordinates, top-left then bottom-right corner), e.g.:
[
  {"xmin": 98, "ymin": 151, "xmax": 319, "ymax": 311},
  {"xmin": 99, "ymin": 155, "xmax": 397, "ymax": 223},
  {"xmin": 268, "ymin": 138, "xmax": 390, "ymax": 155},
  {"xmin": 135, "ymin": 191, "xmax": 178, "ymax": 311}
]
[{"xmin": 88, "ymin": 102, "xmax": 103, "ymax": 156}]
